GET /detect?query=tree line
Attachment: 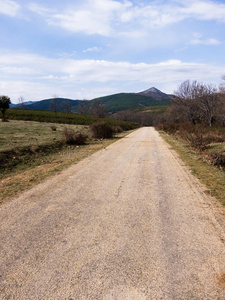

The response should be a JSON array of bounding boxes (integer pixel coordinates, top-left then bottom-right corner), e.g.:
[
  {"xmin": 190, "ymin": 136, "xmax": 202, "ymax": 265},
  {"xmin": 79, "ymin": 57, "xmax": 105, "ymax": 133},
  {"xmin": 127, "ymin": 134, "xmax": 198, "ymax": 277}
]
[
  {"xmin": 1, "ymin": 77, "xmax": 225, "ymax": 126},
  {"xmin": 49, "ymin": 97, "xmax": 108, "ymax": 119},
  {"xmin": 115, "ymin": 78, "xmax": 225, "ymax": 127},
  {"xmin": 0, "ymin": 95, "xmax": 109, "ymax": 122}
]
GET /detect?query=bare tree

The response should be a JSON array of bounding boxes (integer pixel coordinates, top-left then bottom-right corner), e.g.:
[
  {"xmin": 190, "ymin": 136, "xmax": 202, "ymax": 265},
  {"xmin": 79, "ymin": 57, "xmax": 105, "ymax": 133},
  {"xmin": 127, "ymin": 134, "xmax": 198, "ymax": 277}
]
[
  {"xmin": 78, "ymin": 100, "xmax": 90, "ymax": 121},
  {"xmin": 113, "ymin": 110, "xmax": 135, "ymax": 122},
  {"xmin": 49, "ymin": 95, "xmax": 58, "ymax": 117},
  {"xmin": 198, "ymin": 84, "xmax": 218, "ymax": 127},
  {"xmin": 172, "ymin": 80, "xmax": 222, "ymax": 126},
  {"xmin": 89, "ymin": 100, "xmax": 108, "ymax": 118},
  {"xmin": 113, "ymin": 109, "xmax": 156, "ymax": 126},
  {"xmin": 218, "ymin": 77, "xmax": 225, "ymax": 125},
  {"xmin": 220, "ymin": 74, "xmax": 225, "ymax": 93},
  {"xmin": 172, "ymin": 80, "xmax": 203, "ymax": 124},
  {"xmin": 18, "ymin": 96, "xmax": 24, "ymax": 110},
  {"xmin": 61, "ymin": 101, "xmax": 72, "ymax": 118}
]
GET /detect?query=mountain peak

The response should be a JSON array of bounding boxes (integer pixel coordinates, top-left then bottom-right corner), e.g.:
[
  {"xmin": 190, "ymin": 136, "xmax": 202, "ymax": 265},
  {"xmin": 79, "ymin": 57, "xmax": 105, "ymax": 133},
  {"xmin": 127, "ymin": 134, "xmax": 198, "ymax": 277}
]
[
  {"xmin": 143, "ymin": 87, "xmax": 160, "ymax": 93},
  {"xmin": 138, "ymin": 87, "xmax": 171, "ymax": 99}
]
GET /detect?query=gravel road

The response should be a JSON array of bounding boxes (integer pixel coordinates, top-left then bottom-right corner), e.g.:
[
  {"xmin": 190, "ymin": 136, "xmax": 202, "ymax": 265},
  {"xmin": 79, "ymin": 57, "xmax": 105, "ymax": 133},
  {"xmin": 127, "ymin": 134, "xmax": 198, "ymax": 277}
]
[{"xmin": 1, "ymin": 127, "xmax": 225, "ymax": 299}]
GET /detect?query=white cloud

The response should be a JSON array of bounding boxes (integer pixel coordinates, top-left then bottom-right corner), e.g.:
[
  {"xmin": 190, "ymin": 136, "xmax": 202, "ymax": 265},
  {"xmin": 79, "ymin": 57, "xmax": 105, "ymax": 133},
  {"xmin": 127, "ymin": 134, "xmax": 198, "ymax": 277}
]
[
  {"xmin": 45, "ymin": 0, "xmax": 131, "ymax": 36},
  {"xmin": 0, "ymin": 50, "xmax": 224, "ymax": 102},
  {"xmin": 48, "ymin": 11, "xmax": 111, "ymax": 36},
  {"xmin": 191, "ymin": 38, "xmax": 221, "ymax": 45},
  {"xmin": 83, "ymin": 47, "xmax": 101, "ymax": 53},
  {"xmin": 0, "ymin": 80, "xmax": 55, "ymax": 101},
  {"xmin": 0, "ymin": 0, "xmax": 20, "ymax": 17},
  {"xmin": 190, "ymin": 32, "xmax": 221, "ymax": 45},
  {"xmin": 2, "ymin": 66, "xmax": 39, "ymax": 75},
  {"xmin": 24, "ymin": 0, "xmax": 225, "ymax": 38},
  {"xmin": 180, "ymin": 0, "xmax": 225, "ymax": 22},
  {"xmin": 58, "ymin": 51, "xmax": 77, "ymax": 58},
  {"xmin": 27, "ymin": 3, "xmax": 54, "ymax": 16}
]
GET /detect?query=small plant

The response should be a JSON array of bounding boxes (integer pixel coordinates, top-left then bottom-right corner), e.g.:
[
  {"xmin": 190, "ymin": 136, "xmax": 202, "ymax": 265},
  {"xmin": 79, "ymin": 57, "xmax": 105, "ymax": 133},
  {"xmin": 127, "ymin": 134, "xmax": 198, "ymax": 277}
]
[
  {"xmin": 181, "ymin": 127, "xmax": 210, "ymax": 152},
  {"xmin": 62, "ymin": 127, "xmax": 87, "ymax": 145},
  {"xmin": 155, "ymin": 122, "xmax": 179, "ymax": 134},
  {"xmin": 73, "ymin": 132, "xmax": 87, "ymax": 145},
  {"xmin": 113, "ymin": 126, "xmax": 123, "ymax": 133},
  {"xmin": 206, "ymin": 130, "xmax": 225, "ymax": 143},
  {"xmin": 90, "ymin": 122, "xmax": 114, "ymax": 139},
  {"xmin": 50, "ymin": 125, "xmax": 57, "ymax": 131},
  {"xmin": 207, "ymin": 152, "xmax": 225, "ymax": 169}
]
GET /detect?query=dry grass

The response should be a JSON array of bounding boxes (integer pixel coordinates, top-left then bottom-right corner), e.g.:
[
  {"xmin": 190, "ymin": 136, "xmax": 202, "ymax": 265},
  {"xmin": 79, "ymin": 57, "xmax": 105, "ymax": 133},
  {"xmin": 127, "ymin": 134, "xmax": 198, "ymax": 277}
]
[
  {"xmin": 160, "ymin": 132, "xmax": 225, "ymax": 206},
  {"xmin": 0, "ymin": 120, "xmax": 89, "ymax": 151},
  {"xmin": 0, "ymin": 120, "xmax": 133, "ymax": 204},
  {"xmin": 206, "ymin": 143, "xmax": 225, "ymax": 155}
]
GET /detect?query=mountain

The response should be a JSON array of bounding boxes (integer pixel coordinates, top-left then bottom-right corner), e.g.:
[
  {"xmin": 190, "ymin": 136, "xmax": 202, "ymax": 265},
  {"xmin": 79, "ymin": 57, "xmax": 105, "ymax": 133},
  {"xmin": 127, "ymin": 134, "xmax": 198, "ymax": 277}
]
[
  {"xmin": 19, "ymin": 98, "xmax": 82, "ymax": 111},
  {"xmin": 91, "ymin": 88, "xmax": 172, "ymax": 113},
  {"xmin": 10, "ymin": 101, "xmax": 37, "ymax": 108},
  {"xmin": 138, "ymin": 87, "xmax": 172, "ymax": 99},
  {"xmin": 10, "ymin": 87, "xmax": 172, "ymax": 114}
]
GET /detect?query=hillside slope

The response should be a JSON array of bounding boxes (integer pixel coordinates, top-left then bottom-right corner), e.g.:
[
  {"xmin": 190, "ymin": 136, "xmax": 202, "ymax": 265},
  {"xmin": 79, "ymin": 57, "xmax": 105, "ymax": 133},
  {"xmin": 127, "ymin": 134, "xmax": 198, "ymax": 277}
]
[
  {"xmin": 18, "ymin": 98, "xmax": 82, "ymax": 112},
  {"xmin": 10, "ymin": 88, "xmax": 172, "ymax": 114},
  {"xmin": 91, "ymin": 92, "xmax": 171, "ymax": 113}
]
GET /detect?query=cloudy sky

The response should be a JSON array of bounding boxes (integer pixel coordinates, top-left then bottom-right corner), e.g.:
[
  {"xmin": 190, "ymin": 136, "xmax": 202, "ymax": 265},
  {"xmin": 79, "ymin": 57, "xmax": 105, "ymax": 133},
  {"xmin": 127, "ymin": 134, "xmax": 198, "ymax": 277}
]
[{"xmin": 1, "ymin": 0, "xmax": 225, "ymax": 103}]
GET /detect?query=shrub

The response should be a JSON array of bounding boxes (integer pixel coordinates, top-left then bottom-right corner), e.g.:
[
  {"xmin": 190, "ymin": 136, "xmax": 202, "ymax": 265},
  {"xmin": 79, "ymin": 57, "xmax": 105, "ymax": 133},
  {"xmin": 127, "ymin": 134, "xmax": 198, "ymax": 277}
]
[
  {"xmin": 113, "ymin": 126, "xmax": 123, "ymax": 133},
  {"xmin": 155, "ymin": 122, "xmax": 179, "ymax": 134},
  {"xmin": 178, "ymin": 125, "xmax": 225, "ymax": 152},
  {"xmin": 206, "ymin": 152, "xmax": 225, "ymax": 169},
  {"xmin": 62, "ymin": 127, "xmax": 87, "ymax": 145},
  {"xmin": 90, "ymin": 122, "xmax": 114, "ymax": 139},
  {"xmin": 180, "ymin": 127, "xmax": 210, "ymax": 152},
  {"xmin": 73, "ymin": 132, "xmax": 87, "ymax": 145},
  {"xmin": 206, "ymin": 130, "xmax": 225, "ymax": 143},
  {"xmin": 50, "ymin": 125, "xmax": 57, "ymax": 131}
]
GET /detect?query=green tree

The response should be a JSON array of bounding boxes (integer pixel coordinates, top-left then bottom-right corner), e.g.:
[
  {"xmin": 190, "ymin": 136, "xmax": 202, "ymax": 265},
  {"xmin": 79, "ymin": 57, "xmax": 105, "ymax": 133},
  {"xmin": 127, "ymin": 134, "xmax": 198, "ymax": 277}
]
[{"xmin": 0, "ymin": 95, "xmax": 11, "ymax": 121}]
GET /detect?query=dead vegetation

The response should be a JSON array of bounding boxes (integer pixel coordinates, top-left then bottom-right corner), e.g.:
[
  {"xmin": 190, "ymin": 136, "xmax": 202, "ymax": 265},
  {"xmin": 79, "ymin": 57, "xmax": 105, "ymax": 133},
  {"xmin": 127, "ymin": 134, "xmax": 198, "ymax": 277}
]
[
  {"xmin": 0, "ymin": 120, "xmax": 132, "ymax": 204},
  {"xmin": 62, "ymin": 127, "xmax": 87, "ymax": 145},
  {"xmin": 90, "ymin": 122, "xmax": 114, "ymax": 139},
  {"xmin": 157, "ymin": 122, "xmax": 225, "ymax": 170},
  {"xmin": 156, "ymin": 79, "xmax": 225, "ymax": 171}
]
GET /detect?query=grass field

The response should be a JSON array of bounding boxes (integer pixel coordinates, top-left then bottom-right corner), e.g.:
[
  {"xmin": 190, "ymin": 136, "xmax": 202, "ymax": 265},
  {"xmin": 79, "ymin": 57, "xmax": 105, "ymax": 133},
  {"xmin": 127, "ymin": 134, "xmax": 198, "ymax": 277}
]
[
  {"xmin": 0, "ymin": 120, "xmax": 89, "ymax": 151},
  {"xmin": 6, "ymin": 108, "xmax": 139, "ymax": 130},
  {"xmin": 0, "ymin": 119, "xmax": 134, "ymax": 204}
]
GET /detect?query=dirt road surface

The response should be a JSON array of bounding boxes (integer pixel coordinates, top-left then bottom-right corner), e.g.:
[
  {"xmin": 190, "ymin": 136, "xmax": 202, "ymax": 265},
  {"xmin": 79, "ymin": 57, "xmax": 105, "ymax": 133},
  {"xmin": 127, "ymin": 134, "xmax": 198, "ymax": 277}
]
[{"xmin": 1, "ymin": 127, "xmax": 225, "ymax": 299}]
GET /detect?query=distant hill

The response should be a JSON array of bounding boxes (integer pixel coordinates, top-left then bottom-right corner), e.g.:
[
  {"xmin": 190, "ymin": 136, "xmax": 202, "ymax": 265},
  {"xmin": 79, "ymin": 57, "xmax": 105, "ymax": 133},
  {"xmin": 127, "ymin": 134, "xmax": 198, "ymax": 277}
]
[
  {"xmin": 91, "ymin": 88, "xmax": 172, "ymax": 113},
  {"xmin": 10, "ymin": 101, "xmax": 37, "ymax": 108},
  {"xmin": 10, "ymin": 87, "xmax": 172, "ymax": 114},
  {"xmin": 17, "ymin": 98, "xmax": 82, "ymax": 112}
]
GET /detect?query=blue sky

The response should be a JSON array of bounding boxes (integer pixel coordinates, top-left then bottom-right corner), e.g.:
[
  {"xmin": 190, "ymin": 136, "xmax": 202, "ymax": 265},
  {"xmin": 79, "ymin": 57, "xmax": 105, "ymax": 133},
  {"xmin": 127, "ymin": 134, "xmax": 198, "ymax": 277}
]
[{"xmin": 0, "ymin": 0, "xmax": 225, "ymax": 103}]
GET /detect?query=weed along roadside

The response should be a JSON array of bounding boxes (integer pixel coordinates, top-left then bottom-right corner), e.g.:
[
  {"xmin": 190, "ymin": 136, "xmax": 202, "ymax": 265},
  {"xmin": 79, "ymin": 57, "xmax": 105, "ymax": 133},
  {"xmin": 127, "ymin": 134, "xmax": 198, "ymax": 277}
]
[
  {"xmin": 0, "ymin": 120, "xmax": 136, "ymax": 204},
  {"xmin": 159, "ymin": 131, "xmax": 225, "ymax": 205}
]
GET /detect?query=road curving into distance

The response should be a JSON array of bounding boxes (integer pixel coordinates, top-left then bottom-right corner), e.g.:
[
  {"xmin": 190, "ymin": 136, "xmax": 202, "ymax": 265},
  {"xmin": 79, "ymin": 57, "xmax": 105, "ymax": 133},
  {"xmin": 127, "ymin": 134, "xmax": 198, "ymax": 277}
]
[{"xmin": 1, "ymin": 127, "xmax": 225, "ymax": 299}]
